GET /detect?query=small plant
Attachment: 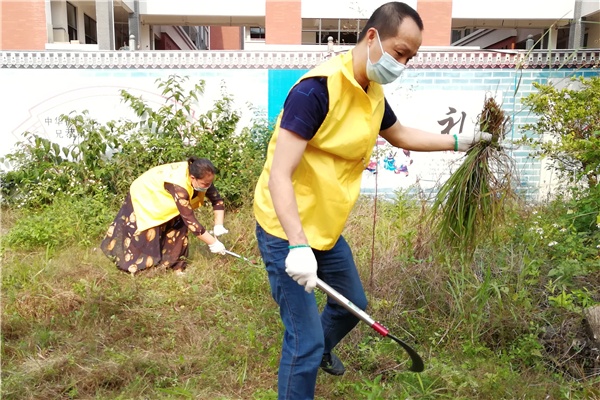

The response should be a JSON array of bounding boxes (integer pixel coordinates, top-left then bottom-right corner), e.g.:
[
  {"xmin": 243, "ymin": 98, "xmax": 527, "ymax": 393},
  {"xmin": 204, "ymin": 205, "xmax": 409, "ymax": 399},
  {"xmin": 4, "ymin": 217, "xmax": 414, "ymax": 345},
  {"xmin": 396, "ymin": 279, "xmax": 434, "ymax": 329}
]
[{"xmin": 353, "ymin": 375, "xmax": 386, "ymax": 400}]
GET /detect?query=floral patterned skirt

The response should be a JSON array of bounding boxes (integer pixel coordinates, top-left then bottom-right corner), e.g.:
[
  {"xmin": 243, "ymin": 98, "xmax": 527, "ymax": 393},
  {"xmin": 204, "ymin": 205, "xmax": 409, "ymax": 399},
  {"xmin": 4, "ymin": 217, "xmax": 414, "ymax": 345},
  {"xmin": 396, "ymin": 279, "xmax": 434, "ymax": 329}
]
[{"xmin": 101, "ymin": 194, "xmax": 189, "ymax": 274}]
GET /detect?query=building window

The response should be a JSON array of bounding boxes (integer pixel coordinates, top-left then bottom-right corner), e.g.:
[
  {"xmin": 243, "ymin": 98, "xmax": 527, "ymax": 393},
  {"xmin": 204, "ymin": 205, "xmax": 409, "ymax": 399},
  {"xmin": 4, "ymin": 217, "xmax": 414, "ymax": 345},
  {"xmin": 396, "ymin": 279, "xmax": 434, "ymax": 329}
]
[
  {"xmin": 84, "ymin": 14, "xmax": 97, "ymax": 44},
  {"xmin": 451, "ymin": 27, "xmax": 475, "ymax": 44},
  {"xmin": 115, "ymin": 22, "xmax": 129, "ymax": 49},
  {"xmin": 67, "ymin": 2, "xmax": 77, "ymax": 41},
  {"xmin": 451, "ymin": 30, "xmax": 462, "ymax": 43},
  {"xmin": 301, "ymin": 18, "xmax": 365, "ymax": 45},
  {"xmin": 250, "ymin": 27, "xmax": 265, "ymax": 39},
  {"xmin": 554, "ymin": 26, "xmax": 570, "ymax": 49}
]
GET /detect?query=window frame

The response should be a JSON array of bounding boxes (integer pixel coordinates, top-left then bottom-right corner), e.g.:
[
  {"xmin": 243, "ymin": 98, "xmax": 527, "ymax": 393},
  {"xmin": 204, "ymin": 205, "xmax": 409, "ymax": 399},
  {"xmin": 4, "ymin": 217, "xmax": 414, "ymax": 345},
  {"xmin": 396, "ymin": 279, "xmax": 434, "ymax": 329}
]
[
  {"xmin": 301, "ymin": 18, "xmax": 365, "ymax": 45},
  {"xmin": 249, "ymin": 26, "xmax": 266, "ymax": 40},
  {"xmin": 67, "ymin": 2, "xmax": 77, "ymax": 41},
  {"xmin": 84, "ymin": 14, "xmax": 97, "ymax": 44}
]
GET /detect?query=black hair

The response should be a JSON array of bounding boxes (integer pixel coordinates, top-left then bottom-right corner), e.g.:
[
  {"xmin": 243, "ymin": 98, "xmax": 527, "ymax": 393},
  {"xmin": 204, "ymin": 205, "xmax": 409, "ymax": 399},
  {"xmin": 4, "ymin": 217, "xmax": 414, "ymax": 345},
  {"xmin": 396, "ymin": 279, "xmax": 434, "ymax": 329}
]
[
  {"xmin": 187, "ymin": 156, "xmax": 216, "ymax": 179},
  {"xmin": 357, "ymin": 2, "xmax": 424, "ymax": 43}
]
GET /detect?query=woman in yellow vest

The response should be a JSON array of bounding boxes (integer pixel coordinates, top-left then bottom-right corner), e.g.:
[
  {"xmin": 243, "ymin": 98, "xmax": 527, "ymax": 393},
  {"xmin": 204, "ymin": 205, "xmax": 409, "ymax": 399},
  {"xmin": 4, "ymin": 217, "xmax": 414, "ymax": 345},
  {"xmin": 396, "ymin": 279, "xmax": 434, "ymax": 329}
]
[
  {"xmin": 253, "ymin": 2, "xmax": 491, "ymax": 399},
  {"xmin": 101, "ymin": 156, "xmax": 228, "ymax": 276}
]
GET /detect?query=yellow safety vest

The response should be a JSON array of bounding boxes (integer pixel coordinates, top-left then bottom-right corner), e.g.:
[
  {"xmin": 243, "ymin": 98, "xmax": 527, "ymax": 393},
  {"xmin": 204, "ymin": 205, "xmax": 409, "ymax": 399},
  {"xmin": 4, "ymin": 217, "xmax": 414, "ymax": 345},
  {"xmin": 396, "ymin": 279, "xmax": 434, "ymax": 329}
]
[
  {"xmin": 254, "ymin": 50, "xmax": 385, "ymax": 250},
  {"xmin": 130, "ymin": 162, "xmax": 204, "ymax": 233}
]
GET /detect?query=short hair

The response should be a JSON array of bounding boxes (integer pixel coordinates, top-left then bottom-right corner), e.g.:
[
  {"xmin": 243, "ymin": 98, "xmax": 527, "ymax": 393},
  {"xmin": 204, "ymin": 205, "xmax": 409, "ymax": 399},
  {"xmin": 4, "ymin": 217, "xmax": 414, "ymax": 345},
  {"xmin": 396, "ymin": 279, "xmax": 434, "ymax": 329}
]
[
  {"xmin": 187, "ymin": 156, "xmax": 216, "ymax": 179},
  {"xmin": 358, "ymin": 2, "xmax": 424, "ymax": 43}
]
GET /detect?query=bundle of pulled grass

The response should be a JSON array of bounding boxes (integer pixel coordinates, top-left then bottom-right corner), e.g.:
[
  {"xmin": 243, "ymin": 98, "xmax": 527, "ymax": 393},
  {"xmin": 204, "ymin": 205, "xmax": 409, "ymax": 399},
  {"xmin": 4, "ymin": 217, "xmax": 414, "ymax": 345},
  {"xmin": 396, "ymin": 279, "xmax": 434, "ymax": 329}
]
[{"xmin": 427, "ymin": 96, "xmax": 517, "ymax": 261}]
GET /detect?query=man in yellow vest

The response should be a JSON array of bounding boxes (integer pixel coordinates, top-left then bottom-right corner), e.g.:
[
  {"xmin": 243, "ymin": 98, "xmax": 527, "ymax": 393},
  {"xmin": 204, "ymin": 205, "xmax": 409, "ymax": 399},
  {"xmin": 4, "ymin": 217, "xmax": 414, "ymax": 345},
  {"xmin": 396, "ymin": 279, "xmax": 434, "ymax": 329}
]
[{"xmin": 254, "ymin": 2, "xmax": 491, "ymax": 398}]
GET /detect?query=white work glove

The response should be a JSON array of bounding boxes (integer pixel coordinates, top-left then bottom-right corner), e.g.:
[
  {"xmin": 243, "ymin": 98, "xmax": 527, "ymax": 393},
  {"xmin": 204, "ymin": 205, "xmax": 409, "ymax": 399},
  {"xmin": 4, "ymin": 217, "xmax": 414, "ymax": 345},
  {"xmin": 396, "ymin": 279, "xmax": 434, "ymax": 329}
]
[
  {"xmin": 213, "ymin": 224, "xmax": 229, "ymax": 237},
  {"xmin": 285, "ymin": 246, "xmax": 318, "ymax": 293},
  {"xmin": 208, "ymin": 239, "xmax": 227, "ymax": 255},
  {"xmin": 454, "ymin": 130, "xmax": 492, "ymax": 152}
]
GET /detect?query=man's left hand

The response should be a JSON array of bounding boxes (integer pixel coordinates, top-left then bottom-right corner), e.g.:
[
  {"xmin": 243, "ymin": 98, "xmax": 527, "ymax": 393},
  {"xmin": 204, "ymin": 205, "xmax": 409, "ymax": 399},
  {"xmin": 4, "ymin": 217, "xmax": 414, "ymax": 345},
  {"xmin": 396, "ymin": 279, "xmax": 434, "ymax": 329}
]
[{"xmin": 455, "ymin": 130, "xmax": 492, "ymax": 152}]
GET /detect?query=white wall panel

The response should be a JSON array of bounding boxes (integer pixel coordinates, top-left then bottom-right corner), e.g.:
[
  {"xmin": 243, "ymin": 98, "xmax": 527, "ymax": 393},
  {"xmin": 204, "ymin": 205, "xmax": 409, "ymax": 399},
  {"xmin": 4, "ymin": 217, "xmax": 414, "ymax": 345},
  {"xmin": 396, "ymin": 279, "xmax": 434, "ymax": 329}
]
[
  {"xmin": 138, "ymin": 0, "xmax": 265, "ymax": 17},
  {"xmin": 301, "ymin": 0, "xmax": 418, "ymax": 19},
  {"xmin": 452, "ymin": 0, "xmax": 575, "ymax": 20}
]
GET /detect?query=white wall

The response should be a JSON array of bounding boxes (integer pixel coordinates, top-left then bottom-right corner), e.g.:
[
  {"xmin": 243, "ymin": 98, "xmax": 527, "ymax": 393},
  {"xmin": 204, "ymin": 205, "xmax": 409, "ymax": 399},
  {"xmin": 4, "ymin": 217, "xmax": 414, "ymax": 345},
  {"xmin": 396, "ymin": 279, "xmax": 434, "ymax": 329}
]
[
  {"xmin": 50, "ymin": 0, "xmax": 68, "ymax": 42},
  {"xmin": 49, "ymin": 0, "xmax": 98, "ymax": 44},
  {"xmin": 139, "ymin": 23, "xmax": 152, "ymax": 50},
  {"xmin": 452, "ymin": 0, "xmax": 575, "ymax": 20},
  {"xmin": 138, "ymin": 0, "xmax": 265, "ymax": 16},
  {"xmin": 585, "ymin": 12, "xmax": 600, "ymax": 48},
  {"xmin": 75, "ymin": 1, "xmax": 97, "ymax": 44},
  {"xmin": 301, "ymin": 0, "xmax": 417, "ymax": 19},
  {"xmin": 46, "ymin": 42, "xmax": 100, "ymax": 50},
  {"xmin": 137, "ymin": 0, "xmax": 596, "ymax": 22},
  {"xmin": 1, "ymin": 67, "xmax": 269, "ymax": 164},
  {"xmin": 581, "ymin": 0, "xmax": 600, "ymax": 17}
]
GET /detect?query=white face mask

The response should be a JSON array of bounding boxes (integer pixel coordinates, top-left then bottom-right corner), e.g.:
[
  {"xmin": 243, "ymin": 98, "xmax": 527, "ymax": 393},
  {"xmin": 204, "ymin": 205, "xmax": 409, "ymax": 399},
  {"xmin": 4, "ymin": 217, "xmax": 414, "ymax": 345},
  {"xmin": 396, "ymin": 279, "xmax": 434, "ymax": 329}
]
[
  {"xmin": 191, "ymin": 176, "xmax": 210, "ymax": 192},
  {"xmin": 366, "ymin": 30, "xmax": 406, "ymax": 85}
]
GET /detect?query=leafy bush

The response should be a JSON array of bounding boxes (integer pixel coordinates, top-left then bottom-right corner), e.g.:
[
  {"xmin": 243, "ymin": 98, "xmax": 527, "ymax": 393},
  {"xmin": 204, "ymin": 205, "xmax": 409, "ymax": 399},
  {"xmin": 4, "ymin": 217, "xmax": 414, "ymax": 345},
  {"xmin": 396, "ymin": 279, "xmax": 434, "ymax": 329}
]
[
  {"xmin": 522, "ymin": 187, "xmax": 600, "ymax": 289},
  {"xmin": 0, "ymin": 129, "xmax": 116, "ymax": 208},
  {"xmin": 519, "ymin": 75, "xmax": 600, "ymax": 189},
  {"xmin": 0, "ymin": 75, "xmax": 271, "ymax": 210}
]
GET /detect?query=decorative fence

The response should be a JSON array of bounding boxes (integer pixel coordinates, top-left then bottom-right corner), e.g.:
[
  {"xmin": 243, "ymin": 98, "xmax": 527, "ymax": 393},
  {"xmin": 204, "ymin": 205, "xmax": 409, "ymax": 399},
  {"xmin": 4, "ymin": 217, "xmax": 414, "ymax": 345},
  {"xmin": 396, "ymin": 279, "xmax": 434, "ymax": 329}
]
[{"xmin": 2, "ymin": 49, "xmax": 598, "ymax": 70}]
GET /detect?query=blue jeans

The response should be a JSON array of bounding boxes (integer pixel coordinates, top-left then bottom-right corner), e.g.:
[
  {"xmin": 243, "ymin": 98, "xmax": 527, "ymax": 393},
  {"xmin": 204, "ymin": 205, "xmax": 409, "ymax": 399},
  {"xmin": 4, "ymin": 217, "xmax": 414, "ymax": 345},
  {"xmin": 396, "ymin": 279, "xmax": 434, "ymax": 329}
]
[{"xmin": 256, "ymin": 223, "xmax": 368, "ymax": 400}]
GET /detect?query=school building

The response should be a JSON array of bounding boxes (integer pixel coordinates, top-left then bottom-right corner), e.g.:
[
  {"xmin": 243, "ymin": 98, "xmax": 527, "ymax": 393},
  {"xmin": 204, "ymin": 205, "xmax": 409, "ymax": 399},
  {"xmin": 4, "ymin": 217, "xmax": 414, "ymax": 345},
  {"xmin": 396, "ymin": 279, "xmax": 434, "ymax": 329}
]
[
  {"xmin": 1, "ymin": 1, "xmax": 599, "ymax": 200},
  {"xmin": 1, "ymin": 0, "xmax": 599, "ymax": 52}
]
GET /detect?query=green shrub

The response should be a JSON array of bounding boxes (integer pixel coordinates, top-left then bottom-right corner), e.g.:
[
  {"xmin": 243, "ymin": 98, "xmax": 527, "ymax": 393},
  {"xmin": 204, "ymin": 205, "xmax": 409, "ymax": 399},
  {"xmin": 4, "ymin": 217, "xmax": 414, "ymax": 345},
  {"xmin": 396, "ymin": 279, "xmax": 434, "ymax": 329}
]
[
  {"xmin": 0, "ymin": 75, "xmax": 271, "ymax": 210},
  {"xmin": 519, "ymin": 75, "xmax": 600, "ymax": 189}
]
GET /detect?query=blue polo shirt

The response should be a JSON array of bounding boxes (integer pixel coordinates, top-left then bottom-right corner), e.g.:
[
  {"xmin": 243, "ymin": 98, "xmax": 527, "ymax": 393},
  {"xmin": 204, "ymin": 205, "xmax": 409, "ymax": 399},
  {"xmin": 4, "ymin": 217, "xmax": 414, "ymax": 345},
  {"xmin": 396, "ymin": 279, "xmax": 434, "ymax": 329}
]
[{"xmin": 279, "ymin": 77, "xmax": 397, "ymax": 140}]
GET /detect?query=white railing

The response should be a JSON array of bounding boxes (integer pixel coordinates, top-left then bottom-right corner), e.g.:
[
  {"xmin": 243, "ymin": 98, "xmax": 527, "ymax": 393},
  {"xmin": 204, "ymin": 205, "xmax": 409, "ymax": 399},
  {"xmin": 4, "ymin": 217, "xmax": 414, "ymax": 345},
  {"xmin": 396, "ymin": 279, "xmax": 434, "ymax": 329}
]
[{"xmin": 0, "ymin": 49, "xmax": 598, "ymax": 69}]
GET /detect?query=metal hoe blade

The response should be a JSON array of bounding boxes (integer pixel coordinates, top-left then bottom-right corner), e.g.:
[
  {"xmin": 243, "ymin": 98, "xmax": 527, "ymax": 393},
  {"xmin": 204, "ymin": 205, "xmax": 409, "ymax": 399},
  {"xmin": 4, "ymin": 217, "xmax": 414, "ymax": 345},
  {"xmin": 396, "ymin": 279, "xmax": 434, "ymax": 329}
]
[{"xmin": 316, "ymin": 278, "xmax": 424, "ymax": 372}]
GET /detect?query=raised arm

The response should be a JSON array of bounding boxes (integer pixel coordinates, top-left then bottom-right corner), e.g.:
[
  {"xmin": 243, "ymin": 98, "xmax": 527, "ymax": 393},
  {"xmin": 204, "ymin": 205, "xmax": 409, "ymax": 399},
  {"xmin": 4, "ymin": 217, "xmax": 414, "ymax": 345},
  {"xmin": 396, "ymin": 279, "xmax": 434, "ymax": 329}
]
[
  {"xmin": 380, "ymin": 119, "xmax": 491, "ymax": 152},
  {"xmin": 380, "ymin": 120, "xmax": 454, "ymax": 151}
]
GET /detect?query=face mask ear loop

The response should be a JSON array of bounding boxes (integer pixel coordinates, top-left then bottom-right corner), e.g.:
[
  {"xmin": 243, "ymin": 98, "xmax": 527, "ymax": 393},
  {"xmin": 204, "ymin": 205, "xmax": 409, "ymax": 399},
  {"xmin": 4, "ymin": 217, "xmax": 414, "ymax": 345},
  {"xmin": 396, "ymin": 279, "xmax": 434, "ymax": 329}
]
[{"xmin": 375, "ymin": 30, "xmax": 385, "ymax": 54}]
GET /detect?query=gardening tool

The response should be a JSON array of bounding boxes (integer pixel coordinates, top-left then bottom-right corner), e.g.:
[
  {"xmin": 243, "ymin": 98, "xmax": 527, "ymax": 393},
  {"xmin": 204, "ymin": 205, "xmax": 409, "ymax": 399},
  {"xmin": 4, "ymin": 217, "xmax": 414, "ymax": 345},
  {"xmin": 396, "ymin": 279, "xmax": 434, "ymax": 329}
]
[
  {"xmin": 315, "ymin": 277, "xmax": 424, "ymax": 372},
  {"xmin": 224, "ymin": 249, "xmax": 425, "ymax": 373},
  {"xmin": 224, "ymin": 249, "xmax": 256, "ymax": 264}
]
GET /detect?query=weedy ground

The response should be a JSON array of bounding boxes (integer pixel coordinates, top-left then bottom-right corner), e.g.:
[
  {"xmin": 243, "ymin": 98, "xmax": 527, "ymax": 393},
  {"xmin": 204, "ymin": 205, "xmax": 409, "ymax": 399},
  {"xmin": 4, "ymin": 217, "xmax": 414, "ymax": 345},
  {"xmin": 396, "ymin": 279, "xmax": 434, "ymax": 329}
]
[{"xmin": 2, "ymin": 197, "xmax": 599, "ymax": 400}]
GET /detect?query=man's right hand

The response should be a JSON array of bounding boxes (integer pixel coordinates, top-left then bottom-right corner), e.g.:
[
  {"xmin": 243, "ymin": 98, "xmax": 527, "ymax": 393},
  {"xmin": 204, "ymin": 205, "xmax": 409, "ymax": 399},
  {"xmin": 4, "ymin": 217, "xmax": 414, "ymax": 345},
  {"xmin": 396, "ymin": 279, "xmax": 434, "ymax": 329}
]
[{"xmin": 285, "ymin": 246, "xmax": 318, "ymax": 293}]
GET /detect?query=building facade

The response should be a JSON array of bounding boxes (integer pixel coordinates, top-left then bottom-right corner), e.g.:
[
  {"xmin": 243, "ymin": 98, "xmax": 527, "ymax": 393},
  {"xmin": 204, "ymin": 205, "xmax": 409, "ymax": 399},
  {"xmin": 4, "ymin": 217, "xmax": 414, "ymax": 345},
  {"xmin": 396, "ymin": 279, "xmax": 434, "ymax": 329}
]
[{"xmin": 1, "ymin": 0, "xmax": 599, "ymax": 52}]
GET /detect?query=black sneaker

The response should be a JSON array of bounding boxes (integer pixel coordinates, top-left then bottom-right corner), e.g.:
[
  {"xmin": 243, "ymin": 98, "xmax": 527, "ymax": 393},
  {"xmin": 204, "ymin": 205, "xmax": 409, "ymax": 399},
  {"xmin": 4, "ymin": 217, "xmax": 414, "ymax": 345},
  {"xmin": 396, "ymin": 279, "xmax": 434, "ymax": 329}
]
[{"xmin": 320, "ymin": 352, "xmax": 346, "ymax": 376}]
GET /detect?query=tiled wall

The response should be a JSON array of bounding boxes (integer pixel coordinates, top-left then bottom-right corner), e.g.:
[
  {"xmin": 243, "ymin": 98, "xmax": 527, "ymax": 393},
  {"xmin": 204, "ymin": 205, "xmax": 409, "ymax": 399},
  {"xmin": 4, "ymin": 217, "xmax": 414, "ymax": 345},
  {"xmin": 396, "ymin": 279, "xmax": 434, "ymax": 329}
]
[{"xmin": 0, "ymin": 1, "xmax": 47, "ymax": 50}]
